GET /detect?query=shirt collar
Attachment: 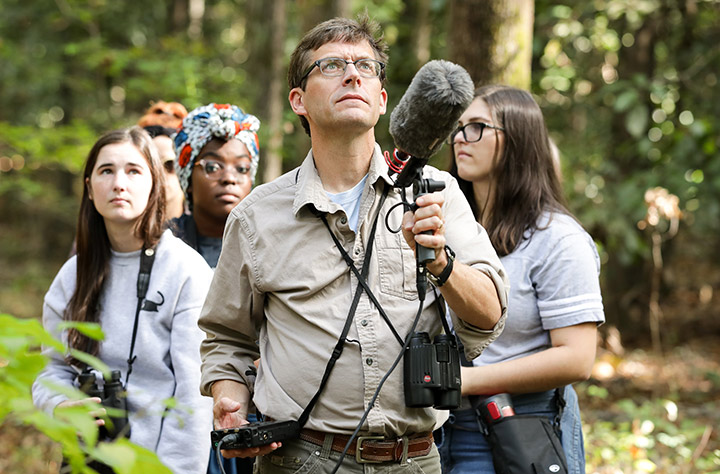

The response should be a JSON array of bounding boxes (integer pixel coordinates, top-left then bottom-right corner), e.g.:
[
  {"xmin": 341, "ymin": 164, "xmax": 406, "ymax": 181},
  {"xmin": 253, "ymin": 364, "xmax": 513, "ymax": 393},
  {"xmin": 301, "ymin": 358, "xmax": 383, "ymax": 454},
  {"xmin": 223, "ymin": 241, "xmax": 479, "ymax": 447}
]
[{"xmin": 292, "ymin": 143, "xmax": 394, "ymax": 217}]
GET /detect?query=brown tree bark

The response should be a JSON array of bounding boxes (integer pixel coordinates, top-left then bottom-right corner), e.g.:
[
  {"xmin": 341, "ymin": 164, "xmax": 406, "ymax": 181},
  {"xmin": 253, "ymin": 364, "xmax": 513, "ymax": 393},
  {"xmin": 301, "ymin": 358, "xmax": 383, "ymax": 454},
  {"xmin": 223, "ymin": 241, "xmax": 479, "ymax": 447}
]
[
  {"xmin": 262, "ymin": 0, "xmax": 287, "ymax": 183},
  {"xmin": 448, "ymin": 0, "xmax": 534, "ymax": 89},
  {"xmin": 187, "ymin": 0, "xmax": 205, "ymax": 39},
  {"xmin": 333, "ymin": 0, "xmax": 352, "ymax": 18},
  {"xmin": 412, "ymin": 0, "xmax": 432, "ymax": 69},
  {"xmin": 172, "ymin": 0, "xmax": 189, "ymax": 33},
  {"xmin": 298, "ymin": 0, "xmax": 336, "ymax": 35},
  {"xmin": 601, "ymin": 9, "xmax": 660, "ymax": 336}
]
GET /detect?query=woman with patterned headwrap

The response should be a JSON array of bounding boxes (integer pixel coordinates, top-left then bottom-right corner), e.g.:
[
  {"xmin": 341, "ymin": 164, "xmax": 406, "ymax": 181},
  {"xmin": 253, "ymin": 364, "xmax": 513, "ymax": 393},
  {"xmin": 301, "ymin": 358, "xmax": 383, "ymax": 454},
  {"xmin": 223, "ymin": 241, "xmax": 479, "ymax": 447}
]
[
  {"xmin": 171, "ymin": 104, "xmax": 261, "ymax": 474},
  {"xmin": 170, "ymin": 103, "xmax": 260, "ymax": 269}
]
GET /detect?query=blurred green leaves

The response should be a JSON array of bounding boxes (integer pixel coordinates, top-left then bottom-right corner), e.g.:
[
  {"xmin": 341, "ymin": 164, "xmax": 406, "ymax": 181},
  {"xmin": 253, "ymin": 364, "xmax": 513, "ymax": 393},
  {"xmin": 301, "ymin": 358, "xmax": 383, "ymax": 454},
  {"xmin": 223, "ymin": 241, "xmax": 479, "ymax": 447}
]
[
  {"xmin": 583, "ymin": 393, "xmax": 720, "ymax": 472},
  {"xmin": 534, "ymin": 0, "xmax": 720, "ymax": 284},
  {"xmin": 0, "ymin": 313, "xmax": 171, "ymax": 473}
]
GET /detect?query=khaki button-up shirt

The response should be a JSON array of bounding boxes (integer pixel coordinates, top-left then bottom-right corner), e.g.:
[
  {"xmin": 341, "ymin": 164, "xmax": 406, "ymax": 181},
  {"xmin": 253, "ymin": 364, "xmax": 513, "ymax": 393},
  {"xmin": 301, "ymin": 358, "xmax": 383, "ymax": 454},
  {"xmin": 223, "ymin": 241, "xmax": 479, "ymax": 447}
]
[{"xmin": 199, "ymin": 145, "xmax": 508, "ymax": 436}]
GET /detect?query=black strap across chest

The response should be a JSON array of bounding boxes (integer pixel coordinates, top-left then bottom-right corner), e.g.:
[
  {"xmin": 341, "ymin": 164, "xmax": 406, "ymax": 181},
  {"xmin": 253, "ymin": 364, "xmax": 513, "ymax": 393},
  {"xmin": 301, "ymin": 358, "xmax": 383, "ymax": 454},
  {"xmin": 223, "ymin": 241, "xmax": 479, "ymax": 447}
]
[
  {"xmin": 297, "ymin": 182, "xmax": 392, "ymax": 427},
  {"xmin": 125, "ymin": 245, "xmax": 156, "ymax": 386},
  {"xmin": 317, "ymin": 184, "xmax": 404, "ymax": 347}
]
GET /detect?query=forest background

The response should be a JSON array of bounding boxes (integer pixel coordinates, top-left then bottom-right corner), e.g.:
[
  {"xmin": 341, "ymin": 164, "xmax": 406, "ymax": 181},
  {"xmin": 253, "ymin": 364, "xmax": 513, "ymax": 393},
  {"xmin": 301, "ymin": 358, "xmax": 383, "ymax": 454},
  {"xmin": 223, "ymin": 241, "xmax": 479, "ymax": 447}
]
[{"xmin": 1, "ymin": 0, "xmax": 719, "ymax": 472}]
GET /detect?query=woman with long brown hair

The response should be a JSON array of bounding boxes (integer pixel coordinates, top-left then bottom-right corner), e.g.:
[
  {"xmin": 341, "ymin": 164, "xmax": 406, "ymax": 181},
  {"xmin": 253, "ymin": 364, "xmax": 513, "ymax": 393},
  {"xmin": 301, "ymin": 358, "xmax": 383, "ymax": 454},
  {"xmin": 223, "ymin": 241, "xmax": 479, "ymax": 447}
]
[
  {"xmin": 33, "ymin": 126, "xmax": 213, "ymax": 473},
  {"xmin": 437, "ymin": 85, "xmax": 604, "ymax": 473}
]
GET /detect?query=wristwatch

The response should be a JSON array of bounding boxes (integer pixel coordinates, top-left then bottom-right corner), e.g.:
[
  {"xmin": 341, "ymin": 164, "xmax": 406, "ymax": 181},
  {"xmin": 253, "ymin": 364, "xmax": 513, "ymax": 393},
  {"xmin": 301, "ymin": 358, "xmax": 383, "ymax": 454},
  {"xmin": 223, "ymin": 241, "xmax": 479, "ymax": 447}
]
[{"xmin": 427, "ymin": 245, "xmax": 455, "ymax": 287}]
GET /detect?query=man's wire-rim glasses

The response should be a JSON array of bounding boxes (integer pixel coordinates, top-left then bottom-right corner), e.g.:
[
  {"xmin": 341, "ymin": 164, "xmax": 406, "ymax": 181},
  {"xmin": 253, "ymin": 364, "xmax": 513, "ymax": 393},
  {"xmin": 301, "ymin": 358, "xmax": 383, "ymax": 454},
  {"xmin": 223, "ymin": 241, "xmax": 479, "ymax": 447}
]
[
  {"xmin": 300, "ymin": 57, "xmax": 386, "ymax": 84},
  {"xmin": 447, "ymin": 122, "xmax": 505, "ymax": 145}
]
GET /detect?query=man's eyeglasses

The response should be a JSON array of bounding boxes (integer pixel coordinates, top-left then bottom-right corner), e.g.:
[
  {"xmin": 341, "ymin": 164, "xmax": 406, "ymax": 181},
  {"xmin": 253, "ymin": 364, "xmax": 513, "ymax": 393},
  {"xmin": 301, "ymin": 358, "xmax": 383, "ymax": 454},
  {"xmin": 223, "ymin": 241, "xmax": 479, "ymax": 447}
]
[
  {"xmin": 194, "ymin": 159, "xmax": 250, "ymax": 180},
  {"xmin": 300, "ymin": 57, "xmax": 385, "ymax": 83},
  {"xmin": 447, "ymin": 122, "xmax": 505, "ymax": 144}
]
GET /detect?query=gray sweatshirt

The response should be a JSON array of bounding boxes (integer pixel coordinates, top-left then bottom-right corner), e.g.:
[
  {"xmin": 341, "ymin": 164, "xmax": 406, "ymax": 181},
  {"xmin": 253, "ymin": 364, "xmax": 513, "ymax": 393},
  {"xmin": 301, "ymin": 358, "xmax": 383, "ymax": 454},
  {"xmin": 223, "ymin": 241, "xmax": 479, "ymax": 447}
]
[{"xmin": 32, "ymin": 230, "xmax": 213, "ymax": 473}]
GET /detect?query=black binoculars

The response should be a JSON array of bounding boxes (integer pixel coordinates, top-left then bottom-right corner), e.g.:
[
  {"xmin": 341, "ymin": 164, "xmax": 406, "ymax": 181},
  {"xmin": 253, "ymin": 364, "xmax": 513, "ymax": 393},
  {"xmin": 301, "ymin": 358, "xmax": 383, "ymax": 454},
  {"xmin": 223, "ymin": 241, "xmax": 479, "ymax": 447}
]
[
  {"xmin": 78, "ymin": 369, "xmax": 131, "ymax": 441},
  {"xmin": 403, "ymin": 332, "xmax": 461, "ymax": 409}
]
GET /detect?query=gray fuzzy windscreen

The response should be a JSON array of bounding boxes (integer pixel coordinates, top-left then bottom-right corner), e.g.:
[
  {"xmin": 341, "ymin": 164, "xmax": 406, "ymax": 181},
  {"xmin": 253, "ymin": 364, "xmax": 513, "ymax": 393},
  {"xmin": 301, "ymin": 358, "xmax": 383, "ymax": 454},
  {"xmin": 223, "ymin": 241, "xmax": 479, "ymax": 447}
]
[{"xmin": 389, "ymin": 60, "xmax": 474, "ymax": 159}]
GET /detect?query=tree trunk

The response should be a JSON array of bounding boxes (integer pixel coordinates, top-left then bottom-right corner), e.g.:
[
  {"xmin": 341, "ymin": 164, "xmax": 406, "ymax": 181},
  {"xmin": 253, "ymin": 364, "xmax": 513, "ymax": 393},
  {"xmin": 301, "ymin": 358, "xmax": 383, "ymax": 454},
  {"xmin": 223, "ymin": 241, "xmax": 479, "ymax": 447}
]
[
  {"xmin": 172, "ymin": 0, "xmax": 188, "ymax": 33},
  {"xmin": 262, "ymin": 0, "xmax": 287, "ymax": 183},
  {"xmin": 448, "ymin": 0, "xmax": 534, "ymax": 89},
  {"xmin": 298, "ymin": 0, "xmax": 336, "ymax": 35},
  {"xmin": 412, "ymin": 0, "xmax": 432, "ymax": 69},
  {"xmin": 187, "ymin": 0, "xmax": 205, "ymax": 39},
  {"xmin": 601, "ymin": 10, "xmax": 660, "ymax": 336},
  {"xmin": 333, "ymin": 0, "xmax": 352, "ymax": 18}
]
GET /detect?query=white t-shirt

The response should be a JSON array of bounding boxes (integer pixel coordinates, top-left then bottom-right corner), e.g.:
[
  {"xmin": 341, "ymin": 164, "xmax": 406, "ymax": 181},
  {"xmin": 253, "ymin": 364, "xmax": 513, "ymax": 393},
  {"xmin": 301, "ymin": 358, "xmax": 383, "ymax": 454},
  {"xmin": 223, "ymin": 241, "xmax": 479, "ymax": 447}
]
[{"xmin": 327, "ymin": 174, "xmax": 368, "ymax": 232}]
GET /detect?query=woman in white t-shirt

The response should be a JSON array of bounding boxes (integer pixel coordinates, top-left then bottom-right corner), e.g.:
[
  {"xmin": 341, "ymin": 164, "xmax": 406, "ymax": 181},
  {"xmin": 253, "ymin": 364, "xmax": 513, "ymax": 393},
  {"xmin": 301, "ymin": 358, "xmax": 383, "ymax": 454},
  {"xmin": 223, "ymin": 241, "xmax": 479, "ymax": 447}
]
[{"xmin": 437, "ymin": 85, "xmax": 605, "ymax": 474}]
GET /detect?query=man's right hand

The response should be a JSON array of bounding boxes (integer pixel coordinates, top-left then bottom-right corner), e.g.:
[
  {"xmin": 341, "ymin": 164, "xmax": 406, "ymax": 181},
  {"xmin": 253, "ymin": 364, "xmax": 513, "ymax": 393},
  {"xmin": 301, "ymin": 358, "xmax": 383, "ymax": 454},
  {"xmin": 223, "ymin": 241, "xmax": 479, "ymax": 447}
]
[{"xmin": 211, "ymin": 379, "xmax": 282, "ymax": 458}]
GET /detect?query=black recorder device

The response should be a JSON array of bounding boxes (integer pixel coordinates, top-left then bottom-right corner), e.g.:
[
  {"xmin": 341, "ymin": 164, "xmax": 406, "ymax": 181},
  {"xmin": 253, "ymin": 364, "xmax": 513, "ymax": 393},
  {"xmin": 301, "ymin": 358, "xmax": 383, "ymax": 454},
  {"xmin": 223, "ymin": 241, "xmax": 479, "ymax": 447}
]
[{"xmin": 211, "ymin": 420, "xmax": 300, "ymax": 450}]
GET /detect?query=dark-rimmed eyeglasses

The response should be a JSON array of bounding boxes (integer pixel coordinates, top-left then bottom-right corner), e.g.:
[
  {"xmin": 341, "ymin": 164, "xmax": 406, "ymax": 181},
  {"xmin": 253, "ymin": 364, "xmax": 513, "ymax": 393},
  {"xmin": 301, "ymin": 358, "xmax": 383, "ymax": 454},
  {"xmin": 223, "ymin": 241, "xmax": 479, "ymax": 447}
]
[
  {"xmin": 447, "ymin": 122, "xmax": 505, "ymax": 144},
  {"xmin": 300, "ymin": 57, "xmax": 385, "ymax": 83},
  {"xmin": 194, "ymin": 159, "xmax": 250, "ymax": 180}
]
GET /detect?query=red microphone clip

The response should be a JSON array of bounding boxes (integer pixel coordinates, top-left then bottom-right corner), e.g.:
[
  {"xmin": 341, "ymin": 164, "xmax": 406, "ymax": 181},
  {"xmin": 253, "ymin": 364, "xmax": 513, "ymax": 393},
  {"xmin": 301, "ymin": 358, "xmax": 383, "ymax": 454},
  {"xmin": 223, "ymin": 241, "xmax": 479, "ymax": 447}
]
[{"xmin": 384, "ymin": 148, "xmax": 410, "ymax": 175}]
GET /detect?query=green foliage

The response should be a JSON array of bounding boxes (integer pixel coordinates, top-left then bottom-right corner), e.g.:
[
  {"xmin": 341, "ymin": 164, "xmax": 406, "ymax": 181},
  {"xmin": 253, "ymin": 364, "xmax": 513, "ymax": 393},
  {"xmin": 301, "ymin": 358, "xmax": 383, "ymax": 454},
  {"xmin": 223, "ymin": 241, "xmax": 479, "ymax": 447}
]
[
  {"xmin": 0, "ymin": 122, "xmax": 96, "ymax": 172},
  {"xmin": 533, "ymin": 0, "xmax": 720, "ymax": 264},
  {"xmin": 3, "ymin": 0, "xmax": 716, "ymax": 280},
  {"xmin": 583, "ymin": 385, "xmax": 720, "ymax": 472},
  {"xmin": 0, "ymin": 314, "xmax": 170, "ymax": 473}
]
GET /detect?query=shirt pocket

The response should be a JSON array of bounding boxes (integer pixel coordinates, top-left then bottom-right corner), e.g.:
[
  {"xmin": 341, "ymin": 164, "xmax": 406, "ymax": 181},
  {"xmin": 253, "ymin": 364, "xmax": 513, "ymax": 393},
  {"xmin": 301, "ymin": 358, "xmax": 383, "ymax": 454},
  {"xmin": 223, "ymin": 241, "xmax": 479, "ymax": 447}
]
[{"xmin": 376, "ymin": 233, "xmax": 419, "ymax": 301}]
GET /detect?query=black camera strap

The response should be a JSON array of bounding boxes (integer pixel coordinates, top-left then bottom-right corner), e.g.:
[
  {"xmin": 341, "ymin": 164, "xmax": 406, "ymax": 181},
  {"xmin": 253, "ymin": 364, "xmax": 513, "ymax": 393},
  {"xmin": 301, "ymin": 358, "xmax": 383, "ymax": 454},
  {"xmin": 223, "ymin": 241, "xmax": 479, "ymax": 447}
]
[
  {"xmin": 125, "ymin": 245, "xmax": 156, "ymax": 386},
  {"xmin": 316, "ymin": 185, "xmax": 404, "ymax": 348},
  {"xmin": 298, "ymin": 182, "xmax": 390, "ymax": 428},
  {"xmin": 431, "ymin": 287, "xmax": 453, "ymax": 336}
]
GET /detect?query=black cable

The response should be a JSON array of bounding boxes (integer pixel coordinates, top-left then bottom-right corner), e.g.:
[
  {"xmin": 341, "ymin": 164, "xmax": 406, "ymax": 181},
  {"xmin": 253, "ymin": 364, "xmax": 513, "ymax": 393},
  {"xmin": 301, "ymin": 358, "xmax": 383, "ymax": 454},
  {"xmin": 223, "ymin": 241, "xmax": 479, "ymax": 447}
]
[
  {"xmin": 215, "ymin": 438, "xmax": 228, "ymax": 474},
  {"xmin": 384, "ymin": 200, "xmax": 411, "ymax": 234},
  {"xmin": 328, "ymin": 179, "xmax": 438, "ymax": 472},
  {"xmin": 320, "ymin": 213, "xmax": 405, "ymax": 347},
  {"xmin": 328, "ymin": 298, "xmax": 425, "ymax": 474}
]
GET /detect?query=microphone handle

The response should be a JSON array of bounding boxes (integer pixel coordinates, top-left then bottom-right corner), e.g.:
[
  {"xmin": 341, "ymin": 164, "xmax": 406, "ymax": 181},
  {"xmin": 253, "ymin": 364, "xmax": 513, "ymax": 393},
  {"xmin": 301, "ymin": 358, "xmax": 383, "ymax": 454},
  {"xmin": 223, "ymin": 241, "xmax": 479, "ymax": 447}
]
[
  {"xmin": 417, "ymin": 235, "xmax": 436, "ymax": 264},
  {"xmin": 414, "ymin": 188, "xmax": 436, "ymax": 265}
]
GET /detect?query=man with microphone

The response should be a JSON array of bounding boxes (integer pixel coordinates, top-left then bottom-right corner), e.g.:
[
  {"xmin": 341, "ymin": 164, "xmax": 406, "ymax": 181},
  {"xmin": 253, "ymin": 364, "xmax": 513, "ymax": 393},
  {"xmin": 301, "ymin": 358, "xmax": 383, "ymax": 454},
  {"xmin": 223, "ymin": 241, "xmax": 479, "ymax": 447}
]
[{"xmin": 198, "ymin": 15, "xmax": 509, "ymax": 473}]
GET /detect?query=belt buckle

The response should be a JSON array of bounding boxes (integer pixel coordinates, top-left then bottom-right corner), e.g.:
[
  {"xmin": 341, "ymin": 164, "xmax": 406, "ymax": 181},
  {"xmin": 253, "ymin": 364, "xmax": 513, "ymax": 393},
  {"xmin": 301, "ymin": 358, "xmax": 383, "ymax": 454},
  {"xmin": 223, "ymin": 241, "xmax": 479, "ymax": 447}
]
[{"xmin": 355, "ymin": 435, "xmax": 384, "ymax": 463}]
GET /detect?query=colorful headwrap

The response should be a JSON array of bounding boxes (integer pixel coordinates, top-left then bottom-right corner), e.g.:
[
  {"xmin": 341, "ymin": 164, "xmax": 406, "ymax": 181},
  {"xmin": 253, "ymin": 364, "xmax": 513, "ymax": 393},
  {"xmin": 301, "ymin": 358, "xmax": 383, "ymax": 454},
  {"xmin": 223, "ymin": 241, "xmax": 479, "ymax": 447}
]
[{"xmin": 173, "ymin": 103, "xmax": 261, "ymax": 198}]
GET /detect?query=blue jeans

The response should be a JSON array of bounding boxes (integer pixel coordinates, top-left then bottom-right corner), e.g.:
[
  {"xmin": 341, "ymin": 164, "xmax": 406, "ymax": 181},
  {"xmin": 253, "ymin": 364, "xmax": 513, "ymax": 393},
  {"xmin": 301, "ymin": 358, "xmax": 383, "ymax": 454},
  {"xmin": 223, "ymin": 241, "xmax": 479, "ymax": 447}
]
[{"xmin": 435, "ymin": 386, "xmax": 585, "ymax": 474}]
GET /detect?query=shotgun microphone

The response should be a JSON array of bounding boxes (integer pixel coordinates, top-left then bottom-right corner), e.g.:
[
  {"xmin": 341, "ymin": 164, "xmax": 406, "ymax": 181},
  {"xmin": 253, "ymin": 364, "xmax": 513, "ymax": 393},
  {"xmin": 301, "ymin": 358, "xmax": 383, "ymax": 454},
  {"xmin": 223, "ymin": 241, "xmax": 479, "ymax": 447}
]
[
  {"xmin": 387, "ymin": 60, "xmax": 473, "ymax": 269},
  {"xmin": 388, "ymin": 60, "xmax": 474, "ymax": 188}
]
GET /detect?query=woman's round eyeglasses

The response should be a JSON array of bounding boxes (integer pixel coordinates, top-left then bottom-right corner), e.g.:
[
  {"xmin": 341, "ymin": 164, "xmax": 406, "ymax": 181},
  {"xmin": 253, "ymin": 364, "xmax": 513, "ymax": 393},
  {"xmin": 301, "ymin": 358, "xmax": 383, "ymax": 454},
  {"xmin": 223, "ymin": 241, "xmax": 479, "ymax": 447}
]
[{"xmin": 194, "ymin": 159, "xmax": 250, "ymax": 180}]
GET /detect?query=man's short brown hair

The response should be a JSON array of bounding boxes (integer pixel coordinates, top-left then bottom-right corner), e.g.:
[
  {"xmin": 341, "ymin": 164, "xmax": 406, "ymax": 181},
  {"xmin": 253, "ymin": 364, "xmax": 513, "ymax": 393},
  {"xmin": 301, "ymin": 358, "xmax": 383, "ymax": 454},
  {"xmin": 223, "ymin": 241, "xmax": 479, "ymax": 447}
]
[{"xmin": 288, "ymin": 15, "xmax": 389, "ymax": 136}]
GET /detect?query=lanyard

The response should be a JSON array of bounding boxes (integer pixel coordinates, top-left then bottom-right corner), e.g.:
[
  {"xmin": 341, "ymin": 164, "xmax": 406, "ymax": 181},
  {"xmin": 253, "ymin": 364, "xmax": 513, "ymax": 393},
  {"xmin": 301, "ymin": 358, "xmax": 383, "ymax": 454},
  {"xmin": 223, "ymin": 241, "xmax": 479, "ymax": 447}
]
[
  {"xmin": 317, "ymin": 184, "xmax": 404, "ymax": 348},
  {"xmin": 298, "ymin": 182, "xmax": 390, "ymax": 427},
  {"xmin": 125, "ymin": 245, "xmax": 156, "ymax": 386}
]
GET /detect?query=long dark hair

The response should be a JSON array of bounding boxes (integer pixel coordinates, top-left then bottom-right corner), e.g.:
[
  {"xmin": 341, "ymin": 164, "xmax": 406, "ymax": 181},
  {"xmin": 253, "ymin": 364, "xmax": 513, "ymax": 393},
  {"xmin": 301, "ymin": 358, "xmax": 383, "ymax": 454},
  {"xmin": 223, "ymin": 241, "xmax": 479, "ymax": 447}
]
[
  {"xmin": 450, "ymin": 85, "xmax": 569, "ymax": 256},
  {"xmin": 66, "ymin": 126, "xmax": 166, "ymax": 364}
]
